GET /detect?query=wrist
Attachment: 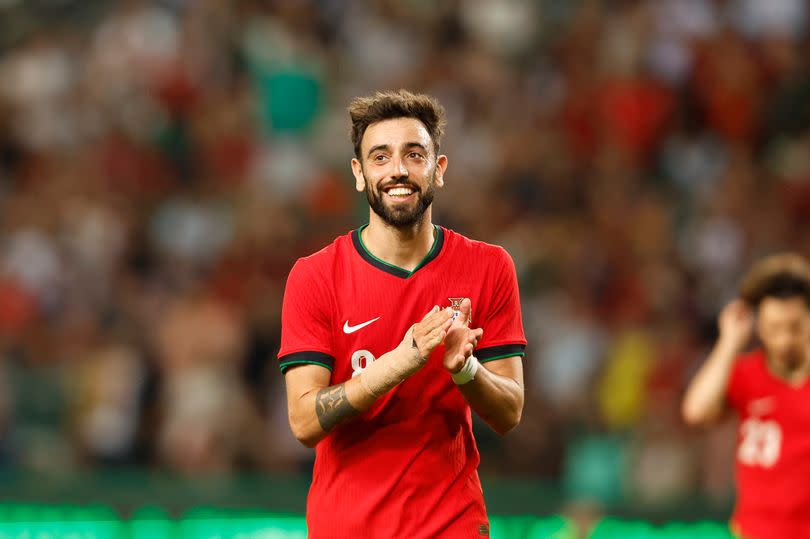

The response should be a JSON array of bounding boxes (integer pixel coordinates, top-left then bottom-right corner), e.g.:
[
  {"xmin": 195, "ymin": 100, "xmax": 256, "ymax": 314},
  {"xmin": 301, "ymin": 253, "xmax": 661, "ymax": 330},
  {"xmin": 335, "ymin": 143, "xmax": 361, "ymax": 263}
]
[
  {"xmin": 391, "ymin": 344, "xmax": 426, "ymax": 377},
  {"xmin": 360, "ymin": 346, "xmax": 423, "ymax": 399},
  {"xmin": 410, "ymin": 337, "xmax": 428, "ymax": 363},
  {"xmin": 451, "ymin": 355, "xmax": 479, "ymax": 385},
  {"xmin": 716, "ymin": 335, "xmax": 746, "ymax": 356}
]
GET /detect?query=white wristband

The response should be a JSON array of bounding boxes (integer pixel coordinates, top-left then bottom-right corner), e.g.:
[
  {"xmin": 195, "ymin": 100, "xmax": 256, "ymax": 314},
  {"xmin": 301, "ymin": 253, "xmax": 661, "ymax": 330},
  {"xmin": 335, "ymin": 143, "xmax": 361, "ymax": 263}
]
[{"xmin": 451, "ymin": 355, "xmax": 479, "ymax": 385}]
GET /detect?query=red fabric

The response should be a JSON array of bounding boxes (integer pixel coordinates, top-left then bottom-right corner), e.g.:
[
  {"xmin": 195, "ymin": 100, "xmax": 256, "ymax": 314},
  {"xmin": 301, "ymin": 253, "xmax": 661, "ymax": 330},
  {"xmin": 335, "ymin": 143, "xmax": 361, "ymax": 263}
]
[
  {"xmin": 726, "ymin": 349, "xmax": 810, "ymax": 539},
  {"xmin": 278, "ymin": 227, "xmax": 526, "ymax": 539}
]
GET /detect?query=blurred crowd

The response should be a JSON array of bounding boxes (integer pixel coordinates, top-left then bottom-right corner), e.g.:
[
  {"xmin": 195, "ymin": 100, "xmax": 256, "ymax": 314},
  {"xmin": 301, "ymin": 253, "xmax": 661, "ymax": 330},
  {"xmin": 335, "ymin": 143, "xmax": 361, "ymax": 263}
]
[{"xmin": 1, "ymin": 0, "xmax": 809, "ymax": 513}]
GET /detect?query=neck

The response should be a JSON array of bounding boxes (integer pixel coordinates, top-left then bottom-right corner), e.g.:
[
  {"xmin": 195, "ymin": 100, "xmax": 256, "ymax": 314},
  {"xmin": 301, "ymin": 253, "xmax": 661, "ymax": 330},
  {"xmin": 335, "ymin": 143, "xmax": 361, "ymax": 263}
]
[
  {"xmin": 361, "ymin": 210, "xmax": 435, "ymax": 272},
  {"xmin": 766, "ymin": 350, "xmax": 810, "ymax": 386}
]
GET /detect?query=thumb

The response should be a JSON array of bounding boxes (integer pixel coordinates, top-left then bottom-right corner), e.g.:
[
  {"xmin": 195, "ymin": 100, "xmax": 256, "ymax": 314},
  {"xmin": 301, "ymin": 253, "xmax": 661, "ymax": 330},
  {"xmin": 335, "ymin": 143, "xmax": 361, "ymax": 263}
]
[
  {"xmin": 421, "ymin": 305, "xmax": 439, "ymax": 321},
  {"xmin": 457, "ymin": 298, "xmax": 472, "ymax": 325}
]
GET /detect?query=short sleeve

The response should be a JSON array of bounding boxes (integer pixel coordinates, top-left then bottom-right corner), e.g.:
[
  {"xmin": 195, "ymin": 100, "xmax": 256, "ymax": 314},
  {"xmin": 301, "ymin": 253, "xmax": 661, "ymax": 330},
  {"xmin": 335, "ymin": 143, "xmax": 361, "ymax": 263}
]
[
  {"xmin": 278, "ymin": 258, "xmax": 335, "ymax": 374},
  {"xmin": 726, "ymin": 358, "xmax": 747, "ymax": 413},
  {"xmin": 475, "ymin": 247, "xmax": 527, "ymax": 363}
]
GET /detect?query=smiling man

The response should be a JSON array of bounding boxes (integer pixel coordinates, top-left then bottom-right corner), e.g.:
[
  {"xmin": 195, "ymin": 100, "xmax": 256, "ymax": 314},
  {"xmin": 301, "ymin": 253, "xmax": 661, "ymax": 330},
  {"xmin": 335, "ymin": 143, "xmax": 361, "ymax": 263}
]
[{"xmin": 278, "ymin": 90, "xmax": 527, "ymax": 539}]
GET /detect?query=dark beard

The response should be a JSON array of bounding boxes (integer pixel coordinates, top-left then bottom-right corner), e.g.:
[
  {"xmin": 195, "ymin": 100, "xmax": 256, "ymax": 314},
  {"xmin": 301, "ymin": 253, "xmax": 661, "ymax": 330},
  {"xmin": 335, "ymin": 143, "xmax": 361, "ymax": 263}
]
[{"xmin": 365, "ymin": 169, "xmax": 436, "ymax": 228}]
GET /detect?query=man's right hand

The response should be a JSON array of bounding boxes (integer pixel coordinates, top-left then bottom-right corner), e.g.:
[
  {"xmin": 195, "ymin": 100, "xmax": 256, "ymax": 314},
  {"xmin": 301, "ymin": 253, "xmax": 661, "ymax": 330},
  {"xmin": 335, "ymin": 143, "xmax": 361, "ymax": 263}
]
[
  {"xmin": 718, "ymin": 299, "xmax": 754, "ymax": 353},
  {"xmin": 359, "ymin": 306, "xmax": 455, "ymax": 399},
  {"xmin": 397, "ymin": 306, "xmax": 455, "ymax": 376}
]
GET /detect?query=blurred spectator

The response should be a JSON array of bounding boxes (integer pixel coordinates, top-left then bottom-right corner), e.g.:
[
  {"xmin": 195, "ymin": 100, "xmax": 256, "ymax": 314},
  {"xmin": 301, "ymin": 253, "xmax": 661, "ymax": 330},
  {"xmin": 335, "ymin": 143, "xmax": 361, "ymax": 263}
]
[{"xmin": 71, "ymin": 341, "xmax": 145, "ymax": 465}]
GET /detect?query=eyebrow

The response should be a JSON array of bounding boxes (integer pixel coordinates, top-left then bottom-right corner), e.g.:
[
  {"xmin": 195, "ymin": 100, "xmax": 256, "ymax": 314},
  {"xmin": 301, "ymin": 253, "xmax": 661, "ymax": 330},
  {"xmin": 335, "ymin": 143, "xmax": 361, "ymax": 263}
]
[
  {"xmin": 366, "ymin": 142, "xmax": 429, "ymax": 158},
  {"xmin": 404, "ymin": 142, "xmax": 428, "ymax": 153}
]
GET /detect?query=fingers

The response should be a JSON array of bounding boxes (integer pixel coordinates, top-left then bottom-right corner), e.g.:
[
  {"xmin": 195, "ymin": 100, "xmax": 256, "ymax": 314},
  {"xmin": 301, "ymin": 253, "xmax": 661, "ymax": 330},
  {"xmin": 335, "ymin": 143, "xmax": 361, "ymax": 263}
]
[
  {"xmin": 413, "ymin": 309, "xmax": 455, "ymax": 356},
  {"xmin": 448, "ymin": 343, "xmax": 475, "ymax": 371},
  {"xmin": 420, "ymin": 306, "xmax": 454, "ymax": 327},
  {"xmin": 722, "ymin": 299, "xmax": 753, "ymax": 326},
  {"xmin": 444, "ymin": 326, "xmax": 483, "ymax": 344},
  {"xmin": 421, "ymin": 328, "xmax": 447, "ymax": 356},
  {"xmin": 428, "ymin": 308, "xmax": 455, "ymax": 332},
  {"xmin": 414, "ymin": 305, "xmax": 480, "ymax": 360},
  {"xmin": 461, "ymin": 327, "xmax": 483, "ymax": 347},
  {"xmin": 726, "ymin": 299, "xmax": 751, "ymax": 317},
  {"xmin": 421, "ymin": 305, "xmax": 440, "ymax": 321}
]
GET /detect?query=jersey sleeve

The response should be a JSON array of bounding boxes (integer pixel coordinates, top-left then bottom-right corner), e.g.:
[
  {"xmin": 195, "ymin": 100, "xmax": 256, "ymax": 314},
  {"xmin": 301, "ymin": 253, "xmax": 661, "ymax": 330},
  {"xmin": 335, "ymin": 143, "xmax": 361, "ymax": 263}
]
[
  {"xmin": 726, "ymin": 357, "xmax": 748, "ymax": 413},
  {"xmin": 475, "ymin": 247, "xmax": 527, "ymax": 363},
  {"xmin": 278, "ymin": 258, "xmax": 335, "ymax": 374}
]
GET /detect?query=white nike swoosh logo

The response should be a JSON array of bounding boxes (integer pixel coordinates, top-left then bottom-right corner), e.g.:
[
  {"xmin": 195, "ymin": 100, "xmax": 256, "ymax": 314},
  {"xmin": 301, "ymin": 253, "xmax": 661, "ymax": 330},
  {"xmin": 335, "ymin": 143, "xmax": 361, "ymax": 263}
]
[{"xmin": 343, "ymin": 317, "xmax": 381, "ymax": 334}]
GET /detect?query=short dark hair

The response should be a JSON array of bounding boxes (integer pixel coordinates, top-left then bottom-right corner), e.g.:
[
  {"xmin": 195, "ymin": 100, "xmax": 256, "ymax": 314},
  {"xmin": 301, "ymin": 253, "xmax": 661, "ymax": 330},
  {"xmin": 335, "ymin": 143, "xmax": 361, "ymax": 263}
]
[
  {"xmin": 740, "ymin": 253, "xmax": 810, "ymax": 307},
  {"xmin": 348, "ymin": 89, "xmax": 446, "ymax": 159}
]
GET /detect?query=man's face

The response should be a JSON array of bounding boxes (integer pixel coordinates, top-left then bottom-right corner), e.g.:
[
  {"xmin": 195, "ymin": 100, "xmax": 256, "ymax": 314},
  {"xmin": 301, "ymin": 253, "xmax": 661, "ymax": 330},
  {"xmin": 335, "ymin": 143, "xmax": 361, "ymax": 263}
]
[
  {"xmin": 757, "ymin": 296, "xmax": 810, "ymax": 372},
  {"xmin": 351, "ymin": 117, "xmax": 446, "ymax": 228}
]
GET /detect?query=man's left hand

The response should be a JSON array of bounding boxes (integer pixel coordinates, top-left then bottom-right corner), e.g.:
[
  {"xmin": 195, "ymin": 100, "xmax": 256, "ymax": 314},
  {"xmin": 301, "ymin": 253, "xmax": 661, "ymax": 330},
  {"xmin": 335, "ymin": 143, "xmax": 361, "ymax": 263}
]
[{"xmin": 442, "ymin": 298, "xmax": 483, "ymax": 373}]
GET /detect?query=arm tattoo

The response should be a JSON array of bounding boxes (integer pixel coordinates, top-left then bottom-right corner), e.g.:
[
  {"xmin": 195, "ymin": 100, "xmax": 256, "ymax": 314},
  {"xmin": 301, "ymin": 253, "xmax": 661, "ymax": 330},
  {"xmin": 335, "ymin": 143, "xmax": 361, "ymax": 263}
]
[
  {"xmin": 412, "ymin": 337, "xmax": 424, "ymax": 359},
  {"xmin": 315, "ymin": 384, "xmax": 359, "ymax": 432}
]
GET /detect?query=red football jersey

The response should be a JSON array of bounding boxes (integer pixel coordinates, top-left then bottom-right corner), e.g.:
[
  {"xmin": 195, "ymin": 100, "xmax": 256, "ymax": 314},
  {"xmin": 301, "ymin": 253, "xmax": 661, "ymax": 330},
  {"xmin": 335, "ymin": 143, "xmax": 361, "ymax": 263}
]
[
  {"xmin": 726, "ymin": 349, "xmax": 810, "ymax": 539},
  {"xmin": 278, "ymin": 225, "xmax": 526, "ymax": 539}
]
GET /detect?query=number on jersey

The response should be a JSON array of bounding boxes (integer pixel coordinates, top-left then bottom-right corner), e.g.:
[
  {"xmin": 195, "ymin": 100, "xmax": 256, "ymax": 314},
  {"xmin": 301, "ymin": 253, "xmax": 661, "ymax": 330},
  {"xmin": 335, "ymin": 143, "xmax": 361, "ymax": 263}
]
[
  {"xmin": 351, "ymin": 350, "xmax": 376, "ymax": 378},
  {"xmin": 737, "ymin": 418, "xmax": 782, "ymax": 468}
]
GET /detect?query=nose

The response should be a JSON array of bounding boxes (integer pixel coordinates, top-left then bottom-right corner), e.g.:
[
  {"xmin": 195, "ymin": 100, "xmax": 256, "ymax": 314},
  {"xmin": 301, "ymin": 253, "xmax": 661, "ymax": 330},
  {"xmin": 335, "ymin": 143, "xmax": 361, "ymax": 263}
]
[{"xmin": 390, "ymin": 156, "xmax": 408, "ymax": 178}]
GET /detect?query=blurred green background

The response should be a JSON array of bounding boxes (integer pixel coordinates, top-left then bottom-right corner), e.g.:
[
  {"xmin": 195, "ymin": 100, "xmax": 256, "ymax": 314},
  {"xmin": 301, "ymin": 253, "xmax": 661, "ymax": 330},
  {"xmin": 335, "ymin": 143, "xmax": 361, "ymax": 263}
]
[
  {"xmin": 0, "ymin": 471, "xmax": 734, "ymax": 537},
  {"xmin": 0, "ymin": 504, "xmax": 735, "ymax": 539}
]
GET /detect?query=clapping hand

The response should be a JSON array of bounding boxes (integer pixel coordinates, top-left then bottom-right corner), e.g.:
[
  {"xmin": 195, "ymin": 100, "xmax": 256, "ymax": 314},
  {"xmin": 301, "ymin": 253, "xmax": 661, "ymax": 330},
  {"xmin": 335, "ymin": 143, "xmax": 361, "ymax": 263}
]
[{"xmin": 442, "ymin": 298, "xmax": 483, "ymax": 374}]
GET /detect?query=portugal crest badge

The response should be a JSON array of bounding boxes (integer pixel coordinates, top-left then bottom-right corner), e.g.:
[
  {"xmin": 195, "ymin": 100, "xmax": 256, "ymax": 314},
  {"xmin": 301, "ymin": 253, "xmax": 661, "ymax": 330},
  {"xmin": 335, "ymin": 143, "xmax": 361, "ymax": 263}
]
[{"xmin": 447, "ymin": 297, "xmax": 470, "ymax": 325}]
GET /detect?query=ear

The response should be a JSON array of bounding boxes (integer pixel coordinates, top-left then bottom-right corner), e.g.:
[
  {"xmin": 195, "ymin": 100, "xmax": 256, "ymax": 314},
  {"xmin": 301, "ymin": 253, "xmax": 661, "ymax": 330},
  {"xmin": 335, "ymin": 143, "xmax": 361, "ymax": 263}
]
[
  {"xmin": 351, "ymin": 158, "xmax": 366, "ymax": 192},
  {"xmin": 433, "ymin": 154, "xmax": 448, "ymax": 188}
]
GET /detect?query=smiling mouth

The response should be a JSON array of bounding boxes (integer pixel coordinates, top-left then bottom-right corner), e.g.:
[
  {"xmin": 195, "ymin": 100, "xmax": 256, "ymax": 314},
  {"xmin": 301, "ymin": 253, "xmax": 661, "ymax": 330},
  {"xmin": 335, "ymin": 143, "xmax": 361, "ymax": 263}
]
[{"xmin": 383, "ymin": 185, "xmax": 417, "ymax": 201}]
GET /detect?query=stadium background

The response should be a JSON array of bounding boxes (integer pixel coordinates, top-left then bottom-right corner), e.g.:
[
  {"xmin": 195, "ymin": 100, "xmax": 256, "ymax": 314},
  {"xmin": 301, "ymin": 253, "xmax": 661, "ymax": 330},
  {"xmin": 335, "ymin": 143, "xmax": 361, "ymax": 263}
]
[{"xmin": 0, "ymin": 0, "xmax": 808, "ymax": 537}]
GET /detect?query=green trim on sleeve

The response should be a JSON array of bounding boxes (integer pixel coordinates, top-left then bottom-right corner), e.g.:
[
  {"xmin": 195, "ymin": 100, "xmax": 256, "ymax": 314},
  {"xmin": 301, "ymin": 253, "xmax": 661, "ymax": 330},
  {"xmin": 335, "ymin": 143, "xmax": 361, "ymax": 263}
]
[
  {"xmin": 278, "ymin": 351, "xmax": 335, "ymax": 374},
  {"xmin": 479, "ymin": 352, "xmax": 525, "ymax": 364},
  {"xmin": 476, "ymin": 343, "xmax": 526, "ymax": 363}
]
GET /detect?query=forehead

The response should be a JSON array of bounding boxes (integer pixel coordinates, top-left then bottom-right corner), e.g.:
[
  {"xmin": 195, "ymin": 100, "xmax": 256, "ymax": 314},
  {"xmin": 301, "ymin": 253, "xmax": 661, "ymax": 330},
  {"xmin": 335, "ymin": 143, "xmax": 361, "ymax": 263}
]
[
  {"xmin": 361, "ymin": 117, "xmax": 432, "ymax": 155},
  {"xmin": 759, "ymin": 297, "xmax": 810, "ymax": 322}
]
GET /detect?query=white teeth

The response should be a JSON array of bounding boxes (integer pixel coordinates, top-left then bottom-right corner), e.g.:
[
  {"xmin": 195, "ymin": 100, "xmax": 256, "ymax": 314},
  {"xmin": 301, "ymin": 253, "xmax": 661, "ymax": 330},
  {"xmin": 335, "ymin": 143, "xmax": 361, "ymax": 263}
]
[{"xmin": 387, "ymin": 188, "xmax": 413, "ymax": 196}]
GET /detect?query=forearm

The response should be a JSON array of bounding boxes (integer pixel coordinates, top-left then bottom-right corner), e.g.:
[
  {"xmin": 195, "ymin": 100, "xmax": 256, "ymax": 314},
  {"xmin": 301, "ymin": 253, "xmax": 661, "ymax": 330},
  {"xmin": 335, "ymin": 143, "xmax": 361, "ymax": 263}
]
[
  {"xmin": 288, "ymin": 376, "xmax": 376, "ymax": 447},
  {"xmin": 459, "ymin": 362, "xmax": 524, "ymax": 435},
  {"xmin": 288, "ymin": 342, "xmax": 425, "ymax": 447},
  {"xmin": 682, "ymin": 339, "xmax": 740, "ymax": 425}
]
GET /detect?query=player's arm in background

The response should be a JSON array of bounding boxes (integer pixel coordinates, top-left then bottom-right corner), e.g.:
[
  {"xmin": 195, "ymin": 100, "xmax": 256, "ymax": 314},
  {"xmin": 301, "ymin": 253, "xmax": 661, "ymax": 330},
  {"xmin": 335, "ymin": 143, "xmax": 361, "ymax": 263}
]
[{"xmin": 682, "ymin": 299, "xmax": 753, "ymax": 426}]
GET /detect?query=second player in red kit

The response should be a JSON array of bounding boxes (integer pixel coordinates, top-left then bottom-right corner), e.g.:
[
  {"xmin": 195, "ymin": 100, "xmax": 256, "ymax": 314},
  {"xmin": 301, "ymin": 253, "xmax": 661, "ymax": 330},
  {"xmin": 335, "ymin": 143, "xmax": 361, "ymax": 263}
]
[
  {"xmin": 279, "ymin": 90, "xmax": 526, "ymax": 538},
  {"xmin": 683, "ymin": 253, "xmax": 810, "ymax": 539}
]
